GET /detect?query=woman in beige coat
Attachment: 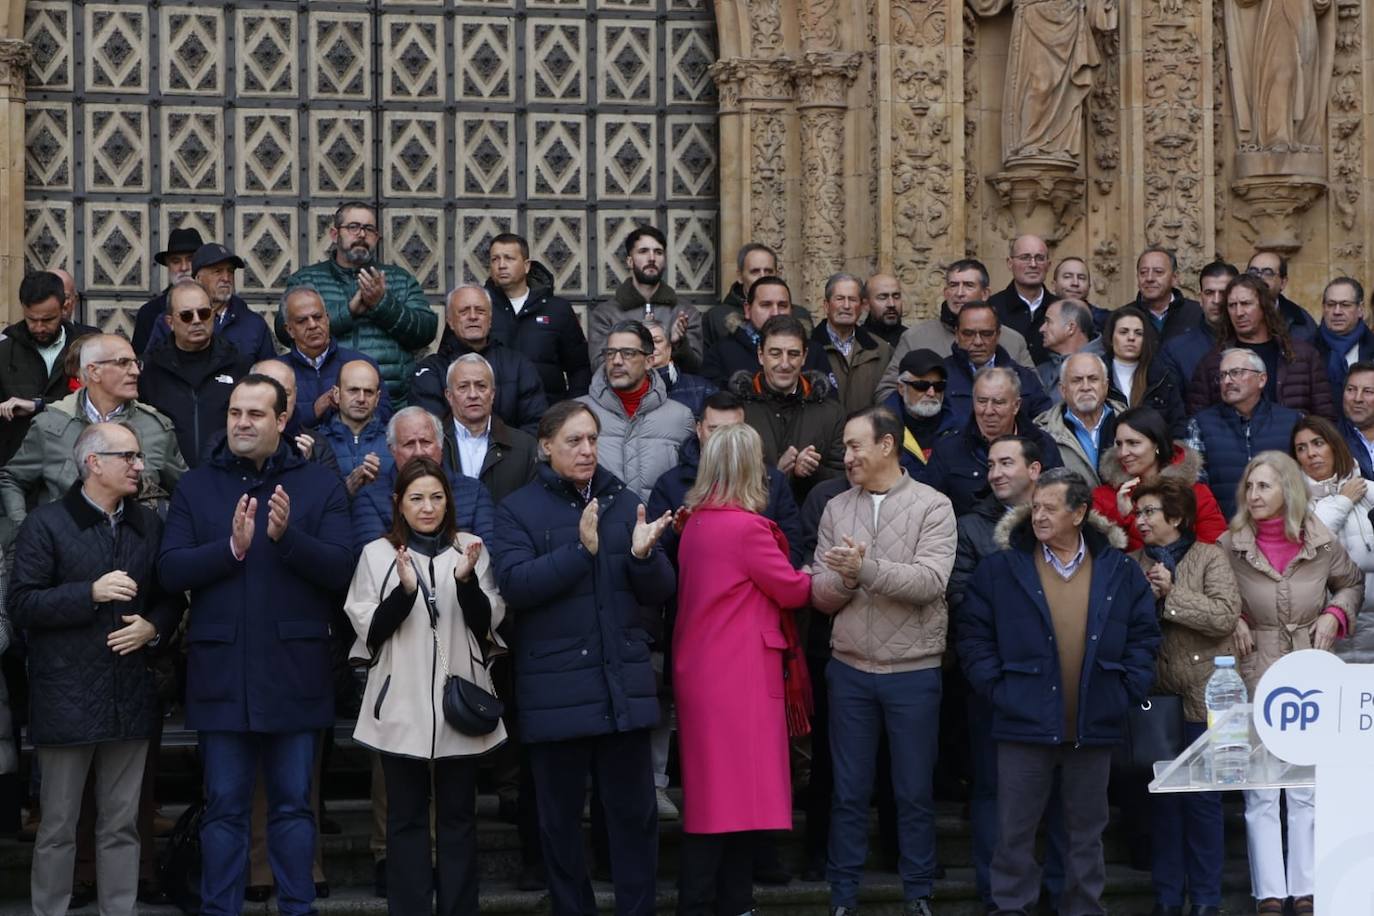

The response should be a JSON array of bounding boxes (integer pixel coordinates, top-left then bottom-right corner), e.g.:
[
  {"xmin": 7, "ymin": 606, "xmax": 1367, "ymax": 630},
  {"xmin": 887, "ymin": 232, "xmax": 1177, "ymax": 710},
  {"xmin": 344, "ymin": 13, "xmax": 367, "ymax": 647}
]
[
  {"xmin": 1220, "ymin": 451, "xmax": 1363, "ymax": 916},
  {"xmin": 1130, "ymin": 476, "xmax": 1241, "ymax": 915},
  {"xmin": 345, "ymin": 457, "xmax": 506, "ymax": 916}
]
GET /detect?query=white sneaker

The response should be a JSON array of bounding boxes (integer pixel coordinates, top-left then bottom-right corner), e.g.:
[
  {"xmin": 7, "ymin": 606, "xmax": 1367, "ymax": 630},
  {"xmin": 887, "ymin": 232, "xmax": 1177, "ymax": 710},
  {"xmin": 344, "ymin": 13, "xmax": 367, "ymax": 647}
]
[{"xmin": 656, "ymin": 788, "xmax": 680, "ymax": 820}]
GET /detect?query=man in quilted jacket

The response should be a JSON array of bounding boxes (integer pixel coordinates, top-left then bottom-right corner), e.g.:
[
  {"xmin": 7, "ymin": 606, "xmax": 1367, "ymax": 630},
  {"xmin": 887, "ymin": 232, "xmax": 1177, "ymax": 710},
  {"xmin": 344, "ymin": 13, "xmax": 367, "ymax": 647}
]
[
  {"xmin": 810, "ymin": 405, "xmax": 958, "ymax": 916},
  {"xmin": 281, "ymin": 202, "xmax": 438, "ymax": 407}
]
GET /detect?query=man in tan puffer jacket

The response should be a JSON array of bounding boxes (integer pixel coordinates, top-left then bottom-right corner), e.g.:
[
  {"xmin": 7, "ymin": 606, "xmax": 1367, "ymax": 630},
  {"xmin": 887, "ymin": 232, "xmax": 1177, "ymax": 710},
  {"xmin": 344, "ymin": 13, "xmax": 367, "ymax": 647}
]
[{"xmin": 811, "ymin": 405, "xmax": 956, "ymax": 916}]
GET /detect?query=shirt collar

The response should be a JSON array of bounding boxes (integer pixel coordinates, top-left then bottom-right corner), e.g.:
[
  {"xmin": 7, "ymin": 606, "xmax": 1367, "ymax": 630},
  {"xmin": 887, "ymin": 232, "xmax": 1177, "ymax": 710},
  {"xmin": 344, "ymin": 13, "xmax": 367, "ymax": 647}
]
[
  {"xmin": 79, "ymin": 487, "xmax": 124, "ymax": 529},
  {"xmin": 1020, "ymin": 287, "xmax": 1045, "ymax": 311},
  {"xmin": 82, "ymin": 393, "xmax": 127, "ymax": 424},
  {"xmin": 826, "ymin": 322, "xmax": 855, "ymax": 357},
  {"xmin": 1041, "ymin": 534, "xmax": 1087, "ymax": 580},
  {"xmin": 453, "ymin": 418, "xmax": 492, "ymax": 441},
  {"xmin": 1064, "ymin": 403, "xmax": 1111, "ymax": 438}
]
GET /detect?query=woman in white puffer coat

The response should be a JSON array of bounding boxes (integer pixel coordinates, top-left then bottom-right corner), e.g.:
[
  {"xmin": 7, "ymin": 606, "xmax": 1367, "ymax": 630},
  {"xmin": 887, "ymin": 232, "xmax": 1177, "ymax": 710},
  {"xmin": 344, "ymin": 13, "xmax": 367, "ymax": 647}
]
[{"xmin": 1291, "ymin": 415, "xmax": 1374, "ymax": 663}]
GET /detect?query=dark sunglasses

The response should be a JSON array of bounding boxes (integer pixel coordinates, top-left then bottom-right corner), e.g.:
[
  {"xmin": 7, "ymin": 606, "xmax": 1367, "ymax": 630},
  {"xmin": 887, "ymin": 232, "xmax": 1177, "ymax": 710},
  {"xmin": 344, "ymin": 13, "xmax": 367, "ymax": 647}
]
[
  {"xmin": 903, "ymin": 379, "xmax": 947, "ymax": 393},
  {"xmin": 176, "ymin": 307, "xmax": 213, "ymax": 323}
]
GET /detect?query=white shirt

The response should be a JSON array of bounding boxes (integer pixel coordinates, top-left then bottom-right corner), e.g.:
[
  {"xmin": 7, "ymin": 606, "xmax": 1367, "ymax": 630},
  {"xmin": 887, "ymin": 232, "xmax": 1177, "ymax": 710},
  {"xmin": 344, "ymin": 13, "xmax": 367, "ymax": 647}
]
[
  {"xmin": 453, "ymin": 418, "xmax": 492, "ymax": 479},
  {"xmin": 509, "ymin": 291, "xmax": 530, "ymax": 315},
  {"xmin": 1112, "ymin": 359, "xmax": 1138, "ymax": 400},
  {"xmin": 1020, "ymin": 287, "xmax": 1046, "ymax": 317},
  {"xmin": 37, "ymin": 327, "xmax": 65, "ymax": 375},
  {"xmin": 869, "ymin": 491, "xmax": 887, "ymax": 529}
]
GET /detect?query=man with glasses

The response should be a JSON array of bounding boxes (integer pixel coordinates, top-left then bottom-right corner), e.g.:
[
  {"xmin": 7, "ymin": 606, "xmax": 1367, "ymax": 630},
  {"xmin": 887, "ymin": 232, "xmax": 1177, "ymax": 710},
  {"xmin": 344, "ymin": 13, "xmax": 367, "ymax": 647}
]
[
  {"xmin": 990, "ymin": 235, "xmax": 1059, "ymax": 364},
  {"xmin": 1121, "ymin": 247, "xmax": 1204, "ymax": 342},
  {"xmin": 879, "ymin": 348, "xmax": 960, "ymax": 476},
  {"xmin": 1247, "ymin": 251, "xmax": 1318, "ymax": 343},
  {"xmin": 941, "ymin": 302, "xmax": 1051, "ymax": 429},
  {"xmin": 0, "ymin": 334, "xmax": 186, "ymax": 548},
  {"xmin": 144, "ymin": 243, "xmax": 276, "ymax": 364},
  {"xmin": 1313, "ymin": 277, "xmax": 1373, "ymax": 401},
  {"xmin": 139, "ymin": 279, "xmax": 255, "ymax": 467},
  {"xmin": 283, "ymin": 202, "xmax": 438, "ymax": 406},
  {"xmin": 1191, "ymin": 348, "xmax": 1303, "ymax": 517},
  {"xmin": 578, "ymin": 319, "xmax": 693, "ymax": 501}
]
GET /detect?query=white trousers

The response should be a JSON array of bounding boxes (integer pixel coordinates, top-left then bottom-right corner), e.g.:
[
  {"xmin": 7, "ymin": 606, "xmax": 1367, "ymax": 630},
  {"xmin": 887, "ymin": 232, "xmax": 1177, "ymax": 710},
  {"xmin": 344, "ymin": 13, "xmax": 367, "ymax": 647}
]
[{"xmin": 1243, "ymin": 786, "xmax": 1315, "ymax": 900}]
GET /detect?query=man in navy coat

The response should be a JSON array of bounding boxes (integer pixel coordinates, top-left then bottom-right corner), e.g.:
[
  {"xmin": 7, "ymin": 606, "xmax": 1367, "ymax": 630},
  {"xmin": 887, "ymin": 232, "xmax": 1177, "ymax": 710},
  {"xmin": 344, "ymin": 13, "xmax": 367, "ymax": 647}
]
[{"xmin": 158, "ymin": 374, "xmax": 353, "ymax": 916}]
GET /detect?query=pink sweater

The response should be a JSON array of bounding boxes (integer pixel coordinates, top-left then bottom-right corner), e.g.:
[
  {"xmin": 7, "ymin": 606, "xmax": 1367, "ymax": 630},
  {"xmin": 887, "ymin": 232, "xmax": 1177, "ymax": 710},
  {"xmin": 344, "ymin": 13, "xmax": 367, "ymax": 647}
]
[{"xmin": 1253, "ymin": 517, "xmax": 1348, "ymax": 636}]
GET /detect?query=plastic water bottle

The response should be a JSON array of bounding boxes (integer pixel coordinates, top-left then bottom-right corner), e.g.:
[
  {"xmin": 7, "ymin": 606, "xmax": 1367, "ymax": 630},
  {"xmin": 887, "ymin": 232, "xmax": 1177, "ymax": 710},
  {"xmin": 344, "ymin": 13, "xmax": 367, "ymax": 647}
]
[{"xmin": 1204, "ymin": 655, "xmax": 1250, "ymax": 785}]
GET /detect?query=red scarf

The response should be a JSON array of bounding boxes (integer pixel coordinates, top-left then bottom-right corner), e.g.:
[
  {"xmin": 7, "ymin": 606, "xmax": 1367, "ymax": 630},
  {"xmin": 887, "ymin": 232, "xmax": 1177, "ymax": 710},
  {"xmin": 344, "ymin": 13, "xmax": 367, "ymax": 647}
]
[{"xmin": 614, "ymin": 375, "xmax": 651, "ymax": 418}]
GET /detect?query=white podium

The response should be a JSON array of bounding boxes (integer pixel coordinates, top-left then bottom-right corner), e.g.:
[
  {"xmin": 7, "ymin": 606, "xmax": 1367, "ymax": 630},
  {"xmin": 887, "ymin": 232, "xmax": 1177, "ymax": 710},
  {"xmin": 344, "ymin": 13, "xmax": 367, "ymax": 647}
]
[{"xmin": 1148, "ymin": 650, "xmax": 1374, "ymax": 913}]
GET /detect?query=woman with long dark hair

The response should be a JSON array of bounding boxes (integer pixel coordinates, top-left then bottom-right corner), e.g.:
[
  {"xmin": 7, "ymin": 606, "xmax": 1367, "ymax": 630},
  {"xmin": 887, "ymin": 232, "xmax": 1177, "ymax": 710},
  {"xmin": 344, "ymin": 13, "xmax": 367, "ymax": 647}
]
[{"xmin": 1101, "ymin": 305, "xmax": 1187, "ymax": 437}]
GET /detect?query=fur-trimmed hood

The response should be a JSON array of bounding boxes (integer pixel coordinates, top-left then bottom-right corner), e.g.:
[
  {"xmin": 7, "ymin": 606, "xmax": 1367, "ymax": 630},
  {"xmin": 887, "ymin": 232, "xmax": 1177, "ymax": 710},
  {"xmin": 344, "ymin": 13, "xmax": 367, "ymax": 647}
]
[
  {"xmin": 1098, "ymin": 442, "xmax": 1203, "ymax": 489},
  {"xmin": 993, "ymin": 502, "xmax": 1128, "ymax": 553}
]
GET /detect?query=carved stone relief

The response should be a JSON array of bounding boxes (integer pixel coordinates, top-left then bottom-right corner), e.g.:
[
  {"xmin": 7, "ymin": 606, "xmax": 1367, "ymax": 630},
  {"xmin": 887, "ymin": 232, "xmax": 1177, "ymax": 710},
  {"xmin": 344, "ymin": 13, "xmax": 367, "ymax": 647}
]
[
  {"xmin": 1328, "ymin": 0, "xmax": 1364, "ymax": 274},
  {"xmin": 795, "ymin": 51, "xmax": 859, "ymax": 307}
]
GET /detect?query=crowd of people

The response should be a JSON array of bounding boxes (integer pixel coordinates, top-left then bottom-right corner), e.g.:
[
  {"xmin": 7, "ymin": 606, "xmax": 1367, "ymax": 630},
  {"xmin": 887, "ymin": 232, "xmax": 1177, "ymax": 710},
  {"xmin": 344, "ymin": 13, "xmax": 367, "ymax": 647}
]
[{"xmin": 0, "ymin": 202, "xmax": 1368, "ymax": 916}]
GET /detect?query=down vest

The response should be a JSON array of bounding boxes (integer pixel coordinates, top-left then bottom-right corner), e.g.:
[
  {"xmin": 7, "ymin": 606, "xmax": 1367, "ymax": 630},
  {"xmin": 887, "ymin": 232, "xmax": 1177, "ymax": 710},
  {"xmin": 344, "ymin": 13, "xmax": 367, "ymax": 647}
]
[
  {"xmin": 10, "ymin": 484, "xmax": 185, "ymax": 747},
  {"xmin": 1192, "ymin": 399, "xmax": 1304, "ymax": 518},
  {"xmin": 579, "ymin": 370, "xmax": 694, "ymax": 501},
  {"xmin": 810, "ymin": 473, "xmax": 957, "ymax": 673},
  {"xmin": 957, "ymin": 505, "xmax": 1161, "ymax": 746},
  {"xmin": 490, "ymin": 464, "xmax": 677, "ymax": 743},
  {"xmin": 282, "ymin": 258, "xmax": 439, "ymax": 406}
]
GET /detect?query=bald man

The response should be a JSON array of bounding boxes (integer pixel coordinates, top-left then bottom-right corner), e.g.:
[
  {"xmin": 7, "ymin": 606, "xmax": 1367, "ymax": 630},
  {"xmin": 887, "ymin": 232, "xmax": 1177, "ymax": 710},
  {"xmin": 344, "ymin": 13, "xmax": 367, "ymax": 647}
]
[
  {"xmin": 988, "ymin": 234, "xmax": 1059, "ymax": 365},
  {"xmin": 862, "ymin": 273, "xmax": 908, "ymax": 347},
  {"xmin": 315, "ymin": 359, "xmax": 392, "ymax": 495}
]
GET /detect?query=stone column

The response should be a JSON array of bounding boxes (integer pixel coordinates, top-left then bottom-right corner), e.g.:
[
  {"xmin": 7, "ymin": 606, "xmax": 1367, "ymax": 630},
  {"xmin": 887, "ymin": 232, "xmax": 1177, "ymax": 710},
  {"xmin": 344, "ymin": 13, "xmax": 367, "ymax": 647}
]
[
  {"xmin": 0, "ymin": 37, "xmax": 30, "ymax": 322},
  {"xmin": 794, "ymin": 51, "xmax": 860, "ymax": 311},
  {"xmin": 1328, "ymin": 0, "xmax": 1370, "ymax": 281}
]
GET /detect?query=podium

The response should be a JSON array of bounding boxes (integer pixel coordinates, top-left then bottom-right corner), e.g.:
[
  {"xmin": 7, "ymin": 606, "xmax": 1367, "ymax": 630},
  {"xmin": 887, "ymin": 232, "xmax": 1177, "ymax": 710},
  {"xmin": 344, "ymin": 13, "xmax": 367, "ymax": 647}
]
[{"xmin": 1148, "ymin": 650, "xmax": 1374, "ymax": 913}]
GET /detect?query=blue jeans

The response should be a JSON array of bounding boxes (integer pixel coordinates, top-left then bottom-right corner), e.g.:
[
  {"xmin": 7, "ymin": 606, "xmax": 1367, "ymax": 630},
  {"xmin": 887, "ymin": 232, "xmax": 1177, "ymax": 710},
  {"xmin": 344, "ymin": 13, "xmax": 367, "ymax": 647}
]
[
  {"xmin": 1150, "ymin": 721, "xmax": 1223, "ymax": 907},
  {"xmin": 826, "ymin": 659, "xmax": 941, "ymax": 906},
  {"xmin": 199, "ymin": 731, "xmax": 317, "ymax": 916},
  {"xmin": 968, "ymin": 690, "xmax": 1066, "ymax": 908}
]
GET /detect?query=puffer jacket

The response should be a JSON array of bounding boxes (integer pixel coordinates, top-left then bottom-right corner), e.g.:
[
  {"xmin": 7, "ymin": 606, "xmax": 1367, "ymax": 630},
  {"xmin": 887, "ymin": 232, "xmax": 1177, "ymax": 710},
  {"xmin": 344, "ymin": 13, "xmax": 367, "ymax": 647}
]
[
  {"xmin": 957, "ymin": 505, "xmax": 1161, "ymax": 746},
  {"xmin": 490, "ymin": 463, "xmax": 676, "ymax": 743},
  {"xmin": 1034, "ymin": 399, "xmax": 1125, "ymax": 487},
  {"xmin": 811, "ymin": 473, "xmax": 957, "ymax": 673},
  {"xmin": 10, "ymin": 483, "xmax": 185, "ymax": 746},
  {"xmin": 730, "ymin": 369, "xmax": 846, "ymax": 502},
  {"xmin": 346, "ymin": 534, "xmax": 507, "ymax": 759},
  {"xmin": 1221, "ymin": 514, "xmax": 1364, "ymax": 693},
  {"xmin": 1306, "ymin": 473, "xmax": 1374, "ymax": 664},
  {"xmin": 0, "ymin": 320, "xmax": 85, "ymax": 465},
  {"xmin": 0, "ymin": 390, "xmax": 186, "ymax": 548},
  {"xmin": 1130, "ymin": 541, "xmax": 1241, "ymax": 722},
  {"xmin": 1192, "ymin": 399, "xmax": 1305, "ymax": 518},
  {"xmin": 283, "ymin": 259, "xmax": 439, "ymax": 406},
  {"xmin": 1092, "ymin": 444, "xmax": 1228, "ymax": 551},
  {"xmin": 578, "ymin": 370, "xmax": 693, "ymax": 501},
  {"xmin": 484, "ymin": 265, "xmax": 592, "ymax": 402},
  {"xmin": 410, "ymin": 336, "xmax": 548, "ymax": 436},
  {"xmin": 1187, "ymin": 338, "xmax": 1336, "ymax": 421},
  {"xmin": 809, "ymin": 321, "xmax": 892, "ymax": 416}
]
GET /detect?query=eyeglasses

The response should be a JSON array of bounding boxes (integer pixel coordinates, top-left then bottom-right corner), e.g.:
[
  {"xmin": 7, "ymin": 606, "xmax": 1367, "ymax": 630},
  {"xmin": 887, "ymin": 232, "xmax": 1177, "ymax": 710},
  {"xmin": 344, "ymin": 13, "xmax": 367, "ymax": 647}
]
[
  {"xmin": 1215, "ymin": 367, "xmax": 1262, "ymax": 382},
  {"xmin": 1324, "ymin": 300, "xmax": 1361, "ymax": 310},
  {"xmin": 903, "ymin": 379, "xmax": 947, "ymax": 393},
  {"xmin": 337, "ymin": 222, "xmax": 379, "ymax": 236},
  {"xmin": 958, "ymin": 328, "xmax": 997, "ymax": 340},
  {"xmin": 95, "ymin": 450, "xmax": 145, "ymax": 465},
  {"xmin": 601, "ymin": 347, "xmax": 648, "ymax": 363},
  {"xmin": 176, "ymin": 307, "xmax": 213, "ymax": 323},
  {"xmin": 1247, "ymin": 267, "xmax": 1279, "ymax": 280},
  {"xmin": 1136, "ymin": 505, "xmax": 1164, "ymax": 518},
  {"xmin": 91, "ymin": 357, "xmax": 142, "ymax": 372},
  {"xmin": 1012, "ymin": 254, "xmax": 1049, "ymax": 265}
]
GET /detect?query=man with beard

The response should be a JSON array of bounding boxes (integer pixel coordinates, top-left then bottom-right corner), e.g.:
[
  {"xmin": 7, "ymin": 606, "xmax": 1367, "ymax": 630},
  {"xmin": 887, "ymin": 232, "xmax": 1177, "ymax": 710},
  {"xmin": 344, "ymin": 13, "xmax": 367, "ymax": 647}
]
[
  {"xmin": 878, "ymin": 348, "xmax": 960, "ymax": 477},
  {"xmin": 132, "ymin": 227, "xmax": 203, "ymax": 353},
  {"xmin": 588, "ymin": 226, "xmax": 703, "ymax": 372},
  {"xmin": 283, "ymin": 202, "xmax": 438, "ymax": 407},
  {"xmin": 0, "ymin": 272, "xmax": 90, "ymax": 463},
  {"xmin": 142, "ymin": 244, "xmax": 276, "ymax": 364},
  {"xmin": 861, "ymin": 272, "xmax": 908, "ymax": 347}
]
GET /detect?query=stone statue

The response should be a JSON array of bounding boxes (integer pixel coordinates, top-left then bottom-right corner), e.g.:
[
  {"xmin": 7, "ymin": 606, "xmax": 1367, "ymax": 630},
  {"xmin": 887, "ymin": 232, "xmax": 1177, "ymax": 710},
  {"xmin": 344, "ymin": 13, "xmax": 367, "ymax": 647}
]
[
  {"xmin": 969, "ymin": 0, "xmax": 1117, "ymax": 170},
  {"xmin": 1224, "ymin": 0, "xmax": 1335, "ymax": 166}
]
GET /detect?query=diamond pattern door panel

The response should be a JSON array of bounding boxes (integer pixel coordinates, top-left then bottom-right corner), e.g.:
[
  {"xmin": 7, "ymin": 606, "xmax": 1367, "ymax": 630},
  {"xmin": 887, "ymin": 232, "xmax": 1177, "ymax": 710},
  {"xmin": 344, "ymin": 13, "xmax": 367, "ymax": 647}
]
[{"xmin": 23, "ymin": 0, "xmax": 720, "ymax": 332}]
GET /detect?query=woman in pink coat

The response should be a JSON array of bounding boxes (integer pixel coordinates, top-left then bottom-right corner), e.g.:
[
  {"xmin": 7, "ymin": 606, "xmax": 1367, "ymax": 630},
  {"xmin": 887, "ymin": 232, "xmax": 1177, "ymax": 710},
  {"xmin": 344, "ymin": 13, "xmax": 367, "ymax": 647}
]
[{"xmin": 674, "ymin": 422, "xmax": 813, "ymax": 916}]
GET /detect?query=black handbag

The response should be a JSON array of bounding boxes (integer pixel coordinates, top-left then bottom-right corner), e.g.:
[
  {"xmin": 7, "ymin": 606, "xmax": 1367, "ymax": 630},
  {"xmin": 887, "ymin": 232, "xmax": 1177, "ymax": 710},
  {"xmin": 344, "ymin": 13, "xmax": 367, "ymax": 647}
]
[
  {"xmin": 1113, "ymin": 694, "xmax": 1187, "ymax": 775},
  {"xmin": 418, "ymin": 567, "xmax": 505, "ymax": 737}
]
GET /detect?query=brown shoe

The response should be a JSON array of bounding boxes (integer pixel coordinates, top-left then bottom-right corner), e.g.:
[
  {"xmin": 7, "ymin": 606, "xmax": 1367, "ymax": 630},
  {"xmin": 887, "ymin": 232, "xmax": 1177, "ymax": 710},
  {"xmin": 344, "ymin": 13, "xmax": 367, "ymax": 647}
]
[
  {"xmin": 1256, "ymin": 899, "xmax": 1284, "ymax": 915},
  {"xmin": 1292, "ymin": 896, "xmax": 1314, "ymax": 915}
]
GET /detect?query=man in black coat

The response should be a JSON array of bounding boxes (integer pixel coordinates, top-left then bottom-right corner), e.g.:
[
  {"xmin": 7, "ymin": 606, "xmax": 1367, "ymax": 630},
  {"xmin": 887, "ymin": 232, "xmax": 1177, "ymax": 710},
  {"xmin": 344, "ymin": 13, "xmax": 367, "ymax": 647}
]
[
  {"xmin": 483, "ymin": 232, "xmax": 592, "ymax": 401},
  {"xmin": 0, "ymin": 271, "xmax": 88, "ymax": 464},
  {"xmin": 138, "ymin": 279, "xmax": 253, "ymax": 467},
  {"xmin": 1248, "ymin": 251, "xmax": 1318, "ymax": 344},
  {"xmin": 989, "ymin": 234, "xmax": 1059, "ymax": 365},
  {"xmin": 703, "ymin": 277, "xmax": 830, "ymax": 387},
  {"xmin": 411, "ymin": 284, "xmax": 547, "ymax": 434},
  {"xmin": 11, "ymin": 423, "xmax": 184, "ymax": 916},
  {"xmin": 1120, "ymin": 247, "xmax": 1205, "ymax": 343}
]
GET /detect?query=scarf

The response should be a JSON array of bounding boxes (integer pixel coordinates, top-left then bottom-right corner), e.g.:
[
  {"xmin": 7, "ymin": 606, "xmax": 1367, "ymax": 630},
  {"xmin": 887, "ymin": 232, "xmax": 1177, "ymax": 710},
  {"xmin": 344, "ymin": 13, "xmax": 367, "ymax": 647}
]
[
  {"xmin": 1143, "ymin": 531, "xmax": 1194, "ymax": 577},
  {"xmin": 1319, "ymin": 322, "xmax": 1365, "ymax": 396},
  {"xmin": 613, "ymin": 375, "xmax": 651, "ymax": 418},
  {"xmin": 403, "ymin": 525, "xmax": 444, "ymax": 558}
]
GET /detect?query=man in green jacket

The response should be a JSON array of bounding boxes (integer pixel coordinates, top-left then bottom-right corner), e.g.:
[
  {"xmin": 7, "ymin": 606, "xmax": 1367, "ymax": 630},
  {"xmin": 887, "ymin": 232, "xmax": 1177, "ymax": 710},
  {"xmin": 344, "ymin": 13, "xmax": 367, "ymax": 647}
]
[{"xmin": 281, "ymin": 202, "xmax": 438, "ymax": 406}]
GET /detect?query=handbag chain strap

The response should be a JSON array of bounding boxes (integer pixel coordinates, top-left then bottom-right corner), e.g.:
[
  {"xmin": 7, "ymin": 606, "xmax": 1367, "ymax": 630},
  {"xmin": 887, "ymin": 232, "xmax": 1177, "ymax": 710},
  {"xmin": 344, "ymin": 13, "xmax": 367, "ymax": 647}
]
[{"xmin": 415, "ymin": 560, "xmax": 488, "ymax": 683}]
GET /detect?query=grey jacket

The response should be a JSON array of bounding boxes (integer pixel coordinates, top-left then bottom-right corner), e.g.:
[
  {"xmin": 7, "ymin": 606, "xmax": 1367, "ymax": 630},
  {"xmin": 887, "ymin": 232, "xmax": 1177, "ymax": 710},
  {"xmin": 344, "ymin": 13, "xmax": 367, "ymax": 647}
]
[
  {"xmin": 578, "ymin": 370, "xmax": 694, "ymax": 501},
  {"xmin": 0, "ymin": 390, "xmax": 187, "ymax": 547}
]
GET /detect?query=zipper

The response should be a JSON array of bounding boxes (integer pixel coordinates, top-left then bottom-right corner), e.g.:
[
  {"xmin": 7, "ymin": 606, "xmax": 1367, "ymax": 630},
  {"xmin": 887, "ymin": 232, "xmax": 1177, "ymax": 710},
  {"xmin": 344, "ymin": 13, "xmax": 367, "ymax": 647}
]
[{"xmin": 373, "ymin": 674, "xmax": 391, "ymax": 719}]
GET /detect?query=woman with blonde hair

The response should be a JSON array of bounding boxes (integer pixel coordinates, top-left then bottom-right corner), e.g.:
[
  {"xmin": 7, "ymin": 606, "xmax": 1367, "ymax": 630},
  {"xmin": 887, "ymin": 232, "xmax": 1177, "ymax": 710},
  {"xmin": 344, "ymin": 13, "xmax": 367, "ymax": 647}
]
[
  {"xmin": 672, "ymin": 422, "xmax": 812, "ymax": 915},
  {"xmin": 1220, "ymin": 450, "xmax": 1363, "ymax": 915}
]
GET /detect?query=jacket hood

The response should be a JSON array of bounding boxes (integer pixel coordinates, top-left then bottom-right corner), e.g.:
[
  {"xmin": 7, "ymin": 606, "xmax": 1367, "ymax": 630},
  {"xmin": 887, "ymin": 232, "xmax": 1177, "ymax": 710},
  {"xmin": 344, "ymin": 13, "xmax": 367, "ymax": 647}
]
[
  {"xmin": 993, "ymin": 502, "xmax": 1128, "ymax": 552},
  {"xmin": 1098, "ymin": 442, "xmax": 1203, "ymax": 488},
  {"xmin": 728, "ymin": 368, "xmax": 836, "ymax": 403}
]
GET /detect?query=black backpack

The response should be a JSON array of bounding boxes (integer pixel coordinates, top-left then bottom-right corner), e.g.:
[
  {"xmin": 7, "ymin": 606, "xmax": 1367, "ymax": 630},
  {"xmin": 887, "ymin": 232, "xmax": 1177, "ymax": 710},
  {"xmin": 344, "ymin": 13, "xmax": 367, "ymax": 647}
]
[{"xmin": 158, "ymin": 801, "xmax": 204, "ymax": 914}]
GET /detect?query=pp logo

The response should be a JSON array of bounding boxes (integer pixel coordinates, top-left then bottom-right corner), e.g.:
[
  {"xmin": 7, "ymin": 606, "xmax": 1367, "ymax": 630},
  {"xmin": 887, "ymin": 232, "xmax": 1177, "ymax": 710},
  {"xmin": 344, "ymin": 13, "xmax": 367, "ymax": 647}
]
[{"xmin": 1263, "ymin": 686, "xmax": 1323, "ymax": 732}]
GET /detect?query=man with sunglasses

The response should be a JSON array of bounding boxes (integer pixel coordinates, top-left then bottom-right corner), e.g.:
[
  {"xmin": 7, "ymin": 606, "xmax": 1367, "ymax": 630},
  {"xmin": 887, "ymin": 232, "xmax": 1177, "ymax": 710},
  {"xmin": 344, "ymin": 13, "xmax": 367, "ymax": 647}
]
[
  {"xmin": 142, "ymin": 244, "xmax": 276, "ymax": 364},
  {"xmin": 282, "ymin": 202, "xmax": 438, "ymax": 407},
  {"xmin": 0, "ymin": 334, "xmax": 187, "ymax": 549},
  {"xmin": 139, "ymin": 280, "xmax": 254, "ymax": 467},
  {"xmin": 878, "ymin": 349, "xmax": 960, "ymax": 477}
]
